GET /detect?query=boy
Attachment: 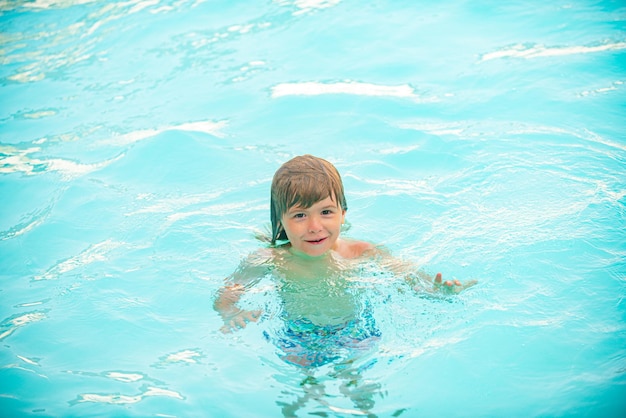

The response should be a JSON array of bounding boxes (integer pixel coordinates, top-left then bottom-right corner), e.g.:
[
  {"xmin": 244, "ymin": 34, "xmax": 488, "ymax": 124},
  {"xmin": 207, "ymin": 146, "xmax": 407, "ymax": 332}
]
[
  {"xmin": 213, "ymin": 154, "xmax": 475, "ymax": 415},
  {"xmin": 214, "ymin": 154, "xmax": 474, "ymax": 334}
]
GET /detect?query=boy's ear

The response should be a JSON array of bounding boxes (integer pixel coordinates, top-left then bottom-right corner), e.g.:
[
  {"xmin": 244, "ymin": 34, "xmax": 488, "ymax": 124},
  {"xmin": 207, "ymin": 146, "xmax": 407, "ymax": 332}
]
[{"xmin": 341, "ymin": 210, "xmax": 346, "ymax": 223}]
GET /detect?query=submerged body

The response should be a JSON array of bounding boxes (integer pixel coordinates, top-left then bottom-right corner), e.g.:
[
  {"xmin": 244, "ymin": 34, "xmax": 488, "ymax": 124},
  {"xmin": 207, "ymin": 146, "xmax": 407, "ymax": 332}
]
[
  {"xmin": 215, "ymin": 239, "xmax": 470, "ymax": 334},
  {"xmin": 271, "ymin": 249, "xmax": 381, "ymax": 367},
  {"xmin": 213, "ymin": 155, "xmax": 475, "ymax": 415},
  {"xmin": 214, "ymin": 247, "xmax": 378, "ymax": 373}
]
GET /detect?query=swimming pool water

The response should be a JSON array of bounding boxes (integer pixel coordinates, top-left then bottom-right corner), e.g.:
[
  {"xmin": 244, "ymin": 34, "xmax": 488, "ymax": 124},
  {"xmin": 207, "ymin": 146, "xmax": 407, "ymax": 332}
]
[{"xmin": 1, "ymin": 0, "xmax": 625, "ymax": 416}]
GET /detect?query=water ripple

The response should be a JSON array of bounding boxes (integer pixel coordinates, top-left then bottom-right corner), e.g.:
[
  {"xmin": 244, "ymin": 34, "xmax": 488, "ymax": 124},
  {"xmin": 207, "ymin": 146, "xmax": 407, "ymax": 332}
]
[
  {"xmin": 0, "ymin": 203, "xmax": 52, "ymax": 241},
  {"xmin": 271, "ymin": 81, "xmax": 434, "ymax": 101},
  {"xmin": 275, "ymin": 0, "xmax": 342, "ymax": 16},
  {"xmin": 0, "ymin": 311, "xmax": 47, "ymax": 341},
  {"xmin": 480, "ymin": 41, "xmax": 626, "ymax": 61},
  {"xmin": 1, "ymin": 0, "xmax": 200, "ymax": 82},
  {"xmin": 0, "ymin": 144, "xmax": 124, "ymax": 179},
  {"xmin": 35, "ymin": 239, "xmax": 124, "ymax": 281},
  {"xmin": 99, "ymin": 120, "xmax": 228, "ymax": 147},
  {"xmin": 75, "ymin": 385, "xmax": 184, "ymax": 405},
  {"xmin": 153, "ymin": 348, "xmax": 204, "ymax": 368}
]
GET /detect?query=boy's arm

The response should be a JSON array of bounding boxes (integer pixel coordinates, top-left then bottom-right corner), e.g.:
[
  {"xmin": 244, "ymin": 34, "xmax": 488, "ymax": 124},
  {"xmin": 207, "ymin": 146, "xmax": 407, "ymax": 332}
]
[
  {"xmin": 370, "ymin": 246, "xmax": 477, "ymax": 294},
  {"xmin": 429, "ymin": 272, "xmax": 477, "ymax": 294},
  {"xmin": 214, "ymin": 283, "xmax": 262, "ymax": 332},
  {"xmin": 213, "ymin": 251, "xmax": 270, "ymax": 332}
]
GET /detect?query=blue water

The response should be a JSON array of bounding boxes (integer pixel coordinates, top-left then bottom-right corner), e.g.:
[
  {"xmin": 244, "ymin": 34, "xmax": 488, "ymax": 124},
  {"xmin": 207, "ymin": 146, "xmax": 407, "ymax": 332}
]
[{"xmin": 1, "ymin": 0, "xmax": 625, "ymax": 416}]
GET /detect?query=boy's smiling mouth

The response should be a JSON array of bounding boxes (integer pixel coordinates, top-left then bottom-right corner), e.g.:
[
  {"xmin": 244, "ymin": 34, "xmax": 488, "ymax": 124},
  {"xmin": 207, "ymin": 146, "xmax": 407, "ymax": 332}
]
[{"xmin": 306, "ymin": 237, "xmax": 328, "ymax": 244}]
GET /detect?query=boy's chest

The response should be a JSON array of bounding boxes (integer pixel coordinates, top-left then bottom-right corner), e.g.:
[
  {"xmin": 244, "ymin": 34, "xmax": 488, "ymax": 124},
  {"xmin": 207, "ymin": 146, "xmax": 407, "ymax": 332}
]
[{"xmin": 275, "ymin": 268, "xmax": 360, "ymax": 324}]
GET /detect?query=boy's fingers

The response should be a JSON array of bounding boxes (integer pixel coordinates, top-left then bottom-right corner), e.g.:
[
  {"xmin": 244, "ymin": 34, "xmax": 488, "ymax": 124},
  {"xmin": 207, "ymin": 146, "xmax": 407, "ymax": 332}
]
[
  {"xmin": 233, "ymin": 316, "xmax": 247, "ymax": 328},
  {"xmin": 429, "ymin": 274, "xmax": 477, "ymax": 294},
  {"xmin": 434, "ymin": 273, "xmax": 443, "ymax": 285}
]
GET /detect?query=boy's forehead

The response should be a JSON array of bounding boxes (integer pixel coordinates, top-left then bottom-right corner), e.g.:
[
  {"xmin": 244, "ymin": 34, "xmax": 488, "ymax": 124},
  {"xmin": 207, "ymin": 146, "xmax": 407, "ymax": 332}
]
[{"xmin": 287, "ymin": 195, "xmax": 337, "ymax": 210}]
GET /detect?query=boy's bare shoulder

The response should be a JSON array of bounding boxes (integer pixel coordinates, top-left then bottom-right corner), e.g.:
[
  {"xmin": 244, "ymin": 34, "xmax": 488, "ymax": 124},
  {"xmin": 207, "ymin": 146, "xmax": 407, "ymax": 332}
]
[
  {"xmin": 246, "ymin": 247, "xmax": 277, "ymax": 265},
  {"xmin": 227, "ymin": 247, "xmax": 275, "ymax": 284},
  {"xmin": 336, "ymin": 238, "xmax": 377, "ymax": 259}
]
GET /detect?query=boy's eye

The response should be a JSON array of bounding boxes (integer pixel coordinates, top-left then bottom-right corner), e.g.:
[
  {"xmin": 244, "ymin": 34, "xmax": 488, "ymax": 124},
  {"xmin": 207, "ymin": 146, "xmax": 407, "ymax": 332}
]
[
  {"xmin": 321, "ymin": 209, "xmax": 333, "ymax": 215},
  {"xmin": 293, "ymin": 213, "xmax": 305, "ymax": 219}
]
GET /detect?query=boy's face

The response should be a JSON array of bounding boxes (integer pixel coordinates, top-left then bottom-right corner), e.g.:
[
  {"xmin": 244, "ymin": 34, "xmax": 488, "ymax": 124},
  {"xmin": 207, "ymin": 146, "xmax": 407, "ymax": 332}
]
[{"xmin": 280, "ymin": 196, "xmax": 345, "ymax": 257}]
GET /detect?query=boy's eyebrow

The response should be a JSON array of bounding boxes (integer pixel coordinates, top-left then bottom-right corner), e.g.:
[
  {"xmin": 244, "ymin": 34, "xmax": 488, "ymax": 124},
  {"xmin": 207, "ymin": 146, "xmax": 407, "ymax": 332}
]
[{"xmin": 286, "ymin": 203, "xmax": 338, "ymax": 213}]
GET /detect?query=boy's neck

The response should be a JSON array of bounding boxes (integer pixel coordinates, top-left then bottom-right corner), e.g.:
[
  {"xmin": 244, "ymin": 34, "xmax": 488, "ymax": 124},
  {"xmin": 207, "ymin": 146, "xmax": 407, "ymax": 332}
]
[{"xmin": 287, "ymin": 245, "xmax": 334, "ymax": 261}]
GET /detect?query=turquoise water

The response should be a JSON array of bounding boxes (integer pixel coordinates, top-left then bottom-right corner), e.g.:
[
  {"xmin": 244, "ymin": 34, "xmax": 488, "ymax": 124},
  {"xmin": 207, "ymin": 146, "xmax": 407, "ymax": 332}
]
[{"xmin": 1, "ymin": 0, "xmax": 625, "ymax": 416}]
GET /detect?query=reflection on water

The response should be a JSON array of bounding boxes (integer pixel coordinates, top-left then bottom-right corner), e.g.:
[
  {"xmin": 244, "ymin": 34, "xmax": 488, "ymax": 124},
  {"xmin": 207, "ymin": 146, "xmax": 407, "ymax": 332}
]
[
  {"xmin": 276, "ymin": 361, "xmax": 383, "ymax": 417},
  {"xmin": 75, "ymin": 386, "xmax": 184, "ymax": 405},
  {"xmin": 0, "ymin": 312, "xmax": 47, "ymax": 341},
  {"xmin": 1, "ymin": 0, "xmax": 624, "ymax": 416}
]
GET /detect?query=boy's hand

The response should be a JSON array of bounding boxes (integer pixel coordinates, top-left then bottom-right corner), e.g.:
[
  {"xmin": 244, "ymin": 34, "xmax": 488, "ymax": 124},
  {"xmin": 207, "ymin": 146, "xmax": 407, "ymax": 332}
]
[
  {"xmin": 220, "ymin": 309, "xmax": 262, "ymax": 333},
  {"xmin": 433, "ymin": 272, "xmax": 477, "ymax": 294}
]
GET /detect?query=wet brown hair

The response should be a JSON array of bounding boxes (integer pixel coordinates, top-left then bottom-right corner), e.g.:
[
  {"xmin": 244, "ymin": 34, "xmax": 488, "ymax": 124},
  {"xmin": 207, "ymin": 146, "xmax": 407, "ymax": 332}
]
[{"xmin": 270, "ymin": 155, "xmax": 347, "ymax": 244}]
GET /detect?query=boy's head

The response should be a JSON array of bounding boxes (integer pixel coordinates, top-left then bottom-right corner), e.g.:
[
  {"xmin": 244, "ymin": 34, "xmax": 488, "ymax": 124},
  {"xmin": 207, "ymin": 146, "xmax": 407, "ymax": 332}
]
[{"xmin": 270, "ymin": 155, "xmax": 347, "ymax": 245}]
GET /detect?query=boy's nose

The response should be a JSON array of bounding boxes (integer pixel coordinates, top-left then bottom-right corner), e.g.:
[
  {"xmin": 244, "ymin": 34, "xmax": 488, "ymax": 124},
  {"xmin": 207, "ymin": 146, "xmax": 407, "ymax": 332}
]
[{"xmin": 308, "ymin": 216, "xmax": 322, "ymax": 232}]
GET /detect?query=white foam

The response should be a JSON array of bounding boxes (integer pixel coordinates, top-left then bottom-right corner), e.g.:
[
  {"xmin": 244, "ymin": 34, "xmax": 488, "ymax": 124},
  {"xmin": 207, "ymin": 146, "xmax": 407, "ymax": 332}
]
[
  {"xmin": 164, "ymin": 349, "xmax": 202, "ymax": 364},
  {"xmin": 13, "ymin": 0, "xmax": 89, "ymax": 9},
  {"xmin": 36, "ymin": 239, "xmax": 124, "ymax": 280},
  {"xmin": 78, "ymin": 393, "xmax": 142, "ymax": 405},
  {"xmin": 77, "ymin": 385, "xmax": 183, "ymax": 404},
  {"xmin": 271, "ymin": 81, "xmax": 422, "ymax": 100},
  {"xmin": 105, "ymin": 371, "xmax": 145, "ymax": 382},
  {"xmin": 46, "ymin": 154, "xmax": 124, "ymax": 180},
  {"xmin": 0, "ymin": 145, "xmax": 124, "ymax": 179},
  {"xmin": 274, "ymin": 0, "xmax": 341, "ymax": 14},
  {"xmin": 397, "ymin": 119, "xmax": 626, "ymax": 151},
  {"xmin": 105, "ymin": 119, "xmax": 228, "ymax": 147},
  {"xmin": 0, "ymin": 312, "xmax": 47, "ymax": 341},
  {"xmin": 0, "ymin": 217, "xmax": 45, "ymax": 241},
  {"xmin": 17, "ymin": 355, "xmax": 40, "ymax": 366},
  {"xmin": 481, "ymin": 41, "xmax": 626, "ymax": 61}
]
